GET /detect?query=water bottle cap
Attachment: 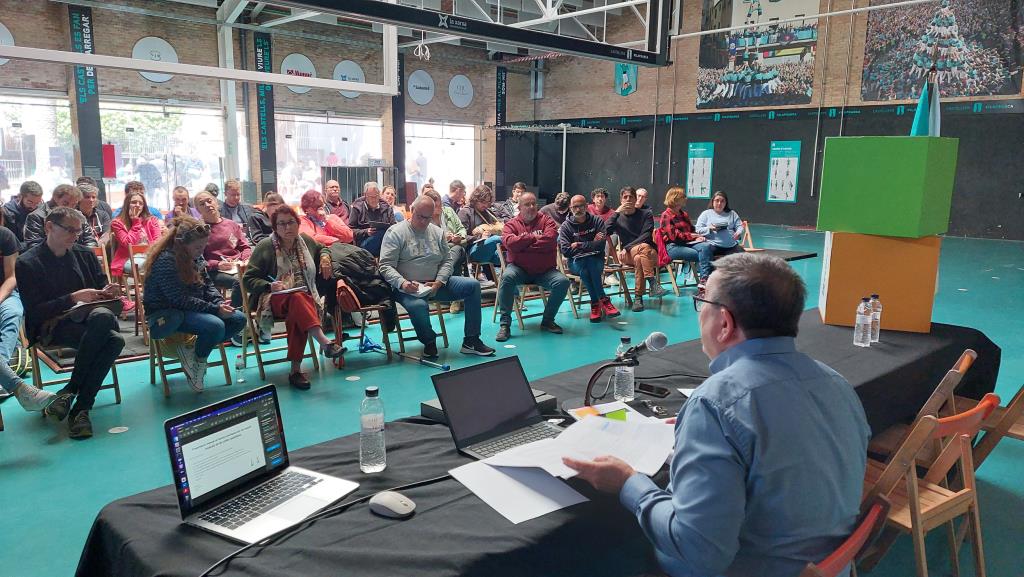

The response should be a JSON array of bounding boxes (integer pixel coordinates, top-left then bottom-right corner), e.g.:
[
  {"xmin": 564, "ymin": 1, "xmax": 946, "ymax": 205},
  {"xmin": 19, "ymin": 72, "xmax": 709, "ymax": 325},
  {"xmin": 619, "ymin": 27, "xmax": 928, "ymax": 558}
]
[
  {"xmin": 620, "ymin": 336, "xmax": 631, "ymax": 343},
  {"xmin": 365, "ymin": 386, "xmax": 379, "ymax": 397},
  {"xmin": 871, "ymin": 293, "xmax": 879, "ymax": 299}
]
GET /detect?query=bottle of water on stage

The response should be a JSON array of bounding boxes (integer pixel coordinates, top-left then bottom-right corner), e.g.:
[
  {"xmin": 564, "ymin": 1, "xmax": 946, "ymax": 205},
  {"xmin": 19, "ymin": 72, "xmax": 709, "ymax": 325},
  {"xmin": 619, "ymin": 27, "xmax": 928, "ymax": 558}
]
[
  {"xmin": 854, "ymin": 298, "xmax": 872, "ymax": 348},
  {"xmin": 360, "ymin": 386, "xmax": 386, "ymax": 473},
  {"xmin": 614, "ymin": 337, "xmax": 635, "ymax": 401},
  {"xmin": 869, "ymin": 294, "xmax": 882, "ymax": 343},
  {"xmin": 235, "ymin": 354, "xmax": 246, "ymax": 383}
]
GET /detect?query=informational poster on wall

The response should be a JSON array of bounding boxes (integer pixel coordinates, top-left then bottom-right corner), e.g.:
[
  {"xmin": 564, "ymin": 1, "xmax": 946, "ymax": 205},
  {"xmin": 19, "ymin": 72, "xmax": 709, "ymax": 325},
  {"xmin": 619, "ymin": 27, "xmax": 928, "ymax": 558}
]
[
  {"xmin": 615, "ymin": 62, "xmax": 637, "ymax": 96},
  {"xmin": 766, "ymin": 140, "xmax": 800, "ymax": 203},
  {"xmin": 685, "ymin": 142, "xmax": 714, "ymax": 199}
]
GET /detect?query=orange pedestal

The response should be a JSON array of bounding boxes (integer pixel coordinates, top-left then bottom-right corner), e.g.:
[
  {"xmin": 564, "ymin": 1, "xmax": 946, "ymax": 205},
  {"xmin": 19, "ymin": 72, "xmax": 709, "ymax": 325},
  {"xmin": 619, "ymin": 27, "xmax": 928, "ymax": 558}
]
[{"xmin": 818, "ymin": 232, "xmax": 941, "ymax": 333}]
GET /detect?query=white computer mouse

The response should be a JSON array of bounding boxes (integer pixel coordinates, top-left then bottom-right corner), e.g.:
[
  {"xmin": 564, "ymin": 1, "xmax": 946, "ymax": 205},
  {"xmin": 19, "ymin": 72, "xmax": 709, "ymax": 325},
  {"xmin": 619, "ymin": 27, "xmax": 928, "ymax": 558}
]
[{"xmin": 368, "ymin": 491, "xmax": 416, "ymax": 519}]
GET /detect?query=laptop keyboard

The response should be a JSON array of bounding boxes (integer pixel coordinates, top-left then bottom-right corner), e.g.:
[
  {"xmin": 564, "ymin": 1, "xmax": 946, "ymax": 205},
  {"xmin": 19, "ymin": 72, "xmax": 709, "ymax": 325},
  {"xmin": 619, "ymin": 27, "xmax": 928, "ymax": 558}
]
[
  {"xmin": 470, "ymin": 422, "xmax": 561, "ymax": 458},
  {"xmin": 199, "ymin": 471, "xmax": 321, "ymax": 529}
]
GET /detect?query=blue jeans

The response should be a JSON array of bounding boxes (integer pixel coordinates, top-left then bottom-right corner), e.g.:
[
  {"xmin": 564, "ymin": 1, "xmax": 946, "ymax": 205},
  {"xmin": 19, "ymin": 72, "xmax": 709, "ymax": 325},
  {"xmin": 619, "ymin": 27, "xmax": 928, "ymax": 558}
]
[
  {"xmin": 666, "ymin": 241, "xmax": 714, "ymax": 279},
  {"xmin": 360, "ymin": 230, "xmax": 387, "ymax": 257},
  {"xmin": 568, "ymin": 256, "xmax": 606, "ymax": 301},
  {"xmin": 393, "ymin": 275, "xmax": 481, "ymax": 344},
  {"xmin": 468, "ymin": 235, "xmax": 501, "ymax": 266},
  {"xmin": 148, "ymin": 309, "xmax": 247, "ymax": 359},
  {"xmin": 498, "ymin": 265, "xmax": 570, "ymax": 324},
  {"xmin": 0, "ymin": 291, "xmax": 24, "ymax": 394},
  {"xmin": 122, "ymin": 255, "xmax": 147, "ymax": 276}
]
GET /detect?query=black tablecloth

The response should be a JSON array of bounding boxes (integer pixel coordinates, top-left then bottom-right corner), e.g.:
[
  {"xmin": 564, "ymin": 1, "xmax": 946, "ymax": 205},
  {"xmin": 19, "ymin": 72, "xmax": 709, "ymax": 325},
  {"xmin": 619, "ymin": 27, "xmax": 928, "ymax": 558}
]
[
  {"xmin": 78, "ymin": 310, "xmax": 999, "ymax": 577},
  {"xmin": 531, "ymin": 309, "xmax": 1000, "ymax": 435}
]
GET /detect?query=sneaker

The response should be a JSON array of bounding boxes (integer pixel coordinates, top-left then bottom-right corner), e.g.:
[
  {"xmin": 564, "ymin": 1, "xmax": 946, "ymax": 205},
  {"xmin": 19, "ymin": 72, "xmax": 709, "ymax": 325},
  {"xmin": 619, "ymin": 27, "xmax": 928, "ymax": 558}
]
[
  {"xmin": 288, "ymin": 372, "xmax": 311, "ymax": 391},
  {"xmin": 321, "ymin": 343, "xmax": 347, "ymax": 359},
  {"xmin": 423, "ymin": 341, "xmax": 439, "ymax": 358},
  {"xmin": 600, "ymin": 297, "xmax": 621, "ymax": 318},
  {"xmin": 68, "ymin": 410, "xmax": 93, "ymax": 439},
  {"xmin": 230, "ymin": 334, "xmax": 245, "ymax": 347},
  {"xmin": 649, "ymin": 284, "xmax": 669, "ymax": 298},
  {"xmin": 495, "ymin": 324, "xmax": 511, "ymax": 342},
  {"xmin": 259, "ymin": 329, "xmax": 272, "ymax": 344},
  {"xmin": 477, "ymin": 277, "xmax": 496, "ymax": 290},
  {"xmin": 188, "ymin": 359, "xmax": 208, "ymax": 393},
  {"xmin": 460, "ymin": 337, "xmax": 495, "ymax": 356},
  {"xmin": 604, "ymin": 275, "xmax": 619, "ymax": 286},
  {"xmin": 449, "ymin": 301, "xmax": 462, "ymax": 314},
  {"xmin": 631, "ymin": 298, "xmax": 645, "ymax": 313},
  {"xmin": 44, "ymin": 392, "xmax": 75, "ymax": 421},
  {"xmin": 176, "ymin": 342, "xmax": 199, "ymax": 380},
  {"xmin": 539, "ymin": 320, "xmax": 563, "ymax": 334},
  {"xmin": 589, "ymin": 303, "xmax": 603, "ymax": 323},
  {"xmin": 121, "ymin": 297, "xmax": 136, "ymax": 313},
  {"xmin": 13, "ymin": 382, "xmax": 56, "ymax": 412}
]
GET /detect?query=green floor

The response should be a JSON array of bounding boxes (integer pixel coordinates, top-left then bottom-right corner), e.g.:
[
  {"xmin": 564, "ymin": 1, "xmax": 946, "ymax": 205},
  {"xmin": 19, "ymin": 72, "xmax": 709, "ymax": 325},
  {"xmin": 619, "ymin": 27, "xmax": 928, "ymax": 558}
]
[{"xmin": 1, "ymin": 225, "xmax": 1021, "ymax": 577}]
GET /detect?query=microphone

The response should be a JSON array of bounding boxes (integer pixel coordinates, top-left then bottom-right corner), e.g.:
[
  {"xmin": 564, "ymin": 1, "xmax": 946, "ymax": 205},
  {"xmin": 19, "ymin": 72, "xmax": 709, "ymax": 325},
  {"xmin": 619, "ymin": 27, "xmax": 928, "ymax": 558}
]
[{"xmin": 616, "ymin": 332, "xmax": 668, "ymax": 360}]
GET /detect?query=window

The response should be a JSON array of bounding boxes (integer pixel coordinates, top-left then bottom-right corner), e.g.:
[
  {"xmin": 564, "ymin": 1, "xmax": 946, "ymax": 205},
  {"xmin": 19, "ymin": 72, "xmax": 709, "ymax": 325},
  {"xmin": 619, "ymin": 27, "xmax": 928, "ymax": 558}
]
[
  {"xmin": 274, "ymin": 114, "xmax": 383, "ymax": 204},
  {"xmin": 404, "ymin": 122, "xmax": 478, "ymax": 194},
  {"xmin": 0, "ymin": 96, "xmax": 74, "ymax": 203}
]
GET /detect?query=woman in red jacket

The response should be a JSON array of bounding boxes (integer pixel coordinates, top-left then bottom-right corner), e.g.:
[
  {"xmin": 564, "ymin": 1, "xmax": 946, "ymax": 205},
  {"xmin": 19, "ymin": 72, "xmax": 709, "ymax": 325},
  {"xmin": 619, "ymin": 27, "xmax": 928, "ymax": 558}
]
[{"xmin": 658, "ymin": 186, "xmax": 713, "ymax": 289}]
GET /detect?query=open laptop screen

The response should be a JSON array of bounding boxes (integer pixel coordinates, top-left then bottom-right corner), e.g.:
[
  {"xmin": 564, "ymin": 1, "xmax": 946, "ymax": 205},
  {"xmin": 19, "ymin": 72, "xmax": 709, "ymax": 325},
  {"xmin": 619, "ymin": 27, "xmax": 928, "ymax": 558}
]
[
  {"xmin": 432, "ymin": 356, "xmax": 541, "ymax": 447},
  {"xmin": 165, "ymin": 386, "xmax": 288, "ymax": 518}
]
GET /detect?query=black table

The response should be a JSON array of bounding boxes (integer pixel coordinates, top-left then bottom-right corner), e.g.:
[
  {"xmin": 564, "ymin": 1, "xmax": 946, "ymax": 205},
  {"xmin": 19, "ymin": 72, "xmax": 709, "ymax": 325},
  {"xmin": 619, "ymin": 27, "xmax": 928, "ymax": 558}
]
[{"xmin": 78, "ymin": 311, "xmax": 999, "ymax": 577}]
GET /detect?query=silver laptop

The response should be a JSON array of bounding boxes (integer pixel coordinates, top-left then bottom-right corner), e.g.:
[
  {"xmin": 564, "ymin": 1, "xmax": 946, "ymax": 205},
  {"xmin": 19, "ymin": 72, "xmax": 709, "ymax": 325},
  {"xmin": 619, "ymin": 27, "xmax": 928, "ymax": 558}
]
[
  {"xmin": 164, "ymin": 385, "xmax": 358, "ymax": 544},
  {"xmin": 432, "ymin": 356, "xmax": 562, "ymax": 460}
]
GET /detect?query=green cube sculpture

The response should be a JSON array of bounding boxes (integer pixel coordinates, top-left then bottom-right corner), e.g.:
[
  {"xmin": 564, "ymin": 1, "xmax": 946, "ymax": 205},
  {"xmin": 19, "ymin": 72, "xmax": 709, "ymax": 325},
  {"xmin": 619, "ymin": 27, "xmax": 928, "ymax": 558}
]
[{"xmin": 816, "ymin": 136, "xmax": 959, "ymax": 238}]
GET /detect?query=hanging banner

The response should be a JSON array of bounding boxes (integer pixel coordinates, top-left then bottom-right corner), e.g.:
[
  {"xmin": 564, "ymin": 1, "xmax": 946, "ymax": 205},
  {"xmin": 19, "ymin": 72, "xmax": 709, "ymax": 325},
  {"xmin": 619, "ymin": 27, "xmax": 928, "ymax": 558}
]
[
  {"xmin": 68, "ymin": 5, "xmax": 104, "ymax": 192},
  {"xmin": 495, "ymin": 66, "xmax": 507, "ymax": 190},
  {"xmin": 614, "ymin": 62, "xmax": 638, "ymax": 96},
  {"xmin": 686, "ymin": 142, "xmax": 714, "ymax": 199},
  {"xmin": 253, "ymin": 32, "xmax": 277, "ymax": 195},
  {"xmin": 767, "ymin": 140, "xmax": 800, "ymax": 203},
  {"xmin": 392, "ymin": 53, "xmax": 407, "ymax": 200}
]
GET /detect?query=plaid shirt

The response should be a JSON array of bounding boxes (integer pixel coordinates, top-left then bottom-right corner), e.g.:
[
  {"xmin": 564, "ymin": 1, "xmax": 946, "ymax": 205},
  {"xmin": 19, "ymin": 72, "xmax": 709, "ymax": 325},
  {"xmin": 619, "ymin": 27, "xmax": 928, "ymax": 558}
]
[{"xmin": 659, "ymin": 207, "xmax": 699, "ymax": 244}]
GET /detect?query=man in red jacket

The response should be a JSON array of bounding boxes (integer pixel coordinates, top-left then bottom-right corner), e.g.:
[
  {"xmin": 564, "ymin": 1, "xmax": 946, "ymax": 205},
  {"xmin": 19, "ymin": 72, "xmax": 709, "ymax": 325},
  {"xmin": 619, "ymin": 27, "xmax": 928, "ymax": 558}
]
[{"xmin": 495, "ymin": 192, "xmax": 570, "ymax": 342}]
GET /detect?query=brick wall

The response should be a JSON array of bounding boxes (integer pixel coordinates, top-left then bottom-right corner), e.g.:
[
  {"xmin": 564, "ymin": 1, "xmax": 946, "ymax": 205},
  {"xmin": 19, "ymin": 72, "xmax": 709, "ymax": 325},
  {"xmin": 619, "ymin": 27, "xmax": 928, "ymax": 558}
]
[{"xmin": 0, "ymin": 1, "xmax": 68, "ymax": 92}]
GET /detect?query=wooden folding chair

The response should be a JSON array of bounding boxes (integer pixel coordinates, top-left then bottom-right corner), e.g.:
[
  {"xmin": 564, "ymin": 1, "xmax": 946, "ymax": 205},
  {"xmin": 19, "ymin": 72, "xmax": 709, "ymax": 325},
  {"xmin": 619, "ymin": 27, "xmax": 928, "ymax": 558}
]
[
  {"xmin": 491, "ymin": 244, "xmax": 549, "ymax": 330},
  {"xmin": 332, "ymin": 278, "xmax": 393, "ymax": 365},
  {"xmin": 556, "ymin": 252, "xmax": 582, "ymax": 319},
  {"xmin": 394, "ymin": 299, "xmax": 449, "ymax": 353},
  {"xmin": 149, "ymin": 334, "xmax": 232, "ymax": 397},
  {"xmin": 861, "ymin": 395, "xmax": 1000, "ymax": 577},
  {"xmin": 30, "ymin": 345, "xmax": 121, "ymax": 405},
  {"xmin": 236, "ymin": 262, "xmax": 320, "ymax": 380},
  {"xmin": 952, "ymin": 383, "xmax": 1024, "ymax": 466},
  {"xmin": 741, "ymin": 219, "xmax": 755, "ymax": 250},
  {"xmin": 664, "ymin": 259, "xmax": 700, "ymax": 297},
  {"xmin": 91, "ymin": 246, "xmax": 114, "ymax": 286},
  {"xmin": 603, "ymin": 237, "xmax": 634, "ymax": 308},
  {"xmin": 128, "ymin": 244, "xmax": 150, "ymax": 342},
  {"xmin": 798, "ymin": 495, "xmax": 892, "ymax": 577}
]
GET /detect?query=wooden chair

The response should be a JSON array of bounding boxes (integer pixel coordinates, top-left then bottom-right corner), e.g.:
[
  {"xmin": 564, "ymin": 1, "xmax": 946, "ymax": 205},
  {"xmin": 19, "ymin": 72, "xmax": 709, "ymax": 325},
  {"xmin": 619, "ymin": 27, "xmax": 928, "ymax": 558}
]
[
  {"xmin": 602, "ymin": 237, "xmax": 635, "ymax": 308},
  {"xmin": 860, "ymin": 394, "xmax": 1000, "ymax": 577},
  {"xmin": 235, "ymin": 262, "xmax": 320, "ymax": 380},
  {"xmin": 491, "ymin": 244, "xmax": 549, "ymax": 330},
  {"xmin": 741, "ymin": 219, "xmax": 755, "ymax": 250},
  {"xmin": 394, "ymin": 299, "xmax": 450, "ymax": 353},
  {"xmin": 952, "ymin": 383, "xmax": 1024, "ymax": 466},
  {"xmin": 798, "ymin": 495, "xmax": 892, "ymax": 577},
  {"xmin": 149, "ymin": 333, "xmax": 232, "ymax": 397},
  {"xmin": 332, "ymin": 279, "xmax": 393, "ymax": 364},
  {"xmin": 128, "ymin": 244, "xmax": 150, "ymax": 342},
  {"xmin": 91, "ymin": 246, "xmax": 114, "ymax": 286},
  {"xmin": 30, "ymin": 345, "xmax": 121, "ymax": 405},
  {"xmin": 664, "ymin": 260, "xmax": 700, "ymax": 297}
]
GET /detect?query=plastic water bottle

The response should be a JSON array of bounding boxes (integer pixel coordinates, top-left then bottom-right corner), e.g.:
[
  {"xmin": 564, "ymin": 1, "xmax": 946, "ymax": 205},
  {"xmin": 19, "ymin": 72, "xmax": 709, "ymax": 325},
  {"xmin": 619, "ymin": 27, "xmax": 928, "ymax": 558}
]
[
  {"xmin": 613, "ymin": 337, "xmax": 635, "ymax": 402},
  {"xmin": 359, "ymin": 386, "xmax": 386, "ymax": 473},
  {"xmin": 854, "ymin": 298, "xmax": 872, "ymax": 348},
  {"xmin": 869, "ymin": 294, "xmax": 883, "ymax": 343},
  {"xmin": 235, "ymin": 354, "xmax": 246, "ymax": 383}
]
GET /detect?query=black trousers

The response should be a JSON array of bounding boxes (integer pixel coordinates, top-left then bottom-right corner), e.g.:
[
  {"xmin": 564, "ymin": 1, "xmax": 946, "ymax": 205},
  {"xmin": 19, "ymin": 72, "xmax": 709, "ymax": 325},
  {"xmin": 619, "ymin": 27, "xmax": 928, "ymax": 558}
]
[
  {"xmin": 210, "ymin": 271, "xmax": 243, "ymax": 308},
  {"xmin": 50, "ymin": 307, "xmax": 125, "ymax": 413}
]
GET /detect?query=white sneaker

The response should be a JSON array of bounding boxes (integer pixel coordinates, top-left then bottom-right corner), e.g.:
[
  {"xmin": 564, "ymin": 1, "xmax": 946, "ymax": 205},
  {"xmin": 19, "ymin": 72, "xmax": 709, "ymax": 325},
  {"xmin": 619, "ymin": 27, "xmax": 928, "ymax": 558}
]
[
  {"xmin": 176, "ymin": 344, "xmax": 204, "ymax": 392},
  {"xmin": 604, "ymin": 275, "xmax": 619, "ymax": 286},
  {"xmin": 13, "ymin": 382, "xmax": 56, "ymax": 412},
  {"xmin": 476, "ymin": 274, "xmax": 496, "ymax": 289},
  {"xmin": 192, "ymin": 359, "xmax": 208, "ymax": 393}
]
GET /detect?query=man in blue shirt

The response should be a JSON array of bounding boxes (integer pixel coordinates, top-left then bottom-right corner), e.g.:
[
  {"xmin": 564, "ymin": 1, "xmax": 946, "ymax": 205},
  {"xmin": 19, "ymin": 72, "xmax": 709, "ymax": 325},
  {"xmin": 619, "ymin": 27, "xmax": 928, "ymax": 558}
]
[{"xmin": 564, "ymin": 253, "xmax": 870, "ymax": 577}]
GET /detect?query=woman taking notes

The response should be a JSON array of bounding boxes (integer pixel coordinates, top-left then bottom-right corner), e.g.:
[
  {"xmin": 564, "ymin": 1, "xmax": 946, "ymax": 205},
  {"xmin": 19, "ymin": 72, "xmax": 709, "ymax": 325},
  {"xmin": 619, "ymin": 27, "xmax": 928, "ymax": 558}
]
[{"xmin": 695, "ymin": 191, "xmax": 745, "ymax": 259}]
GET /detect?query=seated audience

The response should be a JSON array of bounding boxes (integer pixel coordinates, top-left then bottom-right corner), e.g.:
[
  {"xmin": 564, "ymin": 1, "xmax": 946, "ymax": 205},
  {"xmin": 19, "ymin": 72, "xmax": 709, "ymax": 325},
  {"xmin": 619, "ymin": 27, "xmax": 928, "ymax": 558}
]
[
  {"xmin": 659, "ymin": 186, "xmax": 714, "ymax": 289},
  {"xmin": 74, "ymin": 176, "xmax": 112, "ymax": 221},
  {"xmin": 194, "ymin": 191, "xmax": 250, "ymax": 309},
  {"xmin": 324, "ymin": 179, "xmax": 350, "ymax": 221},
  {"xmin": 420, "ymin": 182, "xmax": 435, "ymax": 196},
  {"xmin": 17, "ymin": 207, "xmax": 125, "ymax": 439},
  {"xmin": 587, "ymin": 187, "xmax": 615, "ymax": 222},
  {"xmin": 77, "ymin": 183, "xmax": 111, "ymax": 246},
  {"xmin": 695, "ymin": 191, "xmax": 746, "ymax": 258},
  {"xmin": 539, "ymin": 192, "xmax": 571, "ymax": 225},
  {"xmin": 299, "ymin": 189, "xmax": 353, "ymax": 246},
  {"xmin": 247, "ymin": 192, "xmax": 284, "ymax": 245},
  {"xmin": 24, "ymin": 184, "xmax": 97, "ymax": 249},
  {"xmin": 495, "ymin": 191, "xmax": 569, "ymax": 342},
  {"xmin": 219, "ymin": 178, "xmax": 255, "ymax": 232},
  {"xmin": 143, "ymin": 217, "xmax": 246, "ymax": 392},
  {"xmin": 3, "ymin": 181, "xmax": 45, "ymax": 246},
  {"xmin": 494, "ymin": 181, "xmax": 526, "ymax": 221},
  {"xmin": 458, "ymin": 184, "xmax": 502, "ymax": 285},
  {"xmin": 381, "ymin": 185, "xmax": 406, "ymax": 222},
  {"xmin": 319, "ymin": 240, "xmax": 397, "ymax": 332},
  {"xmin": 0, "ymin": 208, "xmax": 54, "ymax": 414},
  {"xmin": 379, "ymin": 196, "xmax": 495, "ymax": 359},
  {"xmin": 609, "ymin": 186, "xmax": 665, "ymax": 311},
  {"xmin": 203, "ymin": 182, "xmax": 220, "ymax": 198},
  {"xmin": 559, "ymin": 195, "xmax": 620, "ymax": 322},
  {"xmin": 112, "ymin": 181, "xmax": 164, "ymax": 220},
  {"xmin": 110, "ymin": 190, "xmax": 162, "ymax": 278},
  {"xmin": 165, "ymin": 185, "xmax": 201, "ymax": 221},
  {"xmin": 423, "ymin": 189, "xmax": 467, "ymax": 314},
  {"xmin": 635, "ymin": 187, "xmax": 650, "ymax": 211},
  {"xmin": 564, "ymin": 253, "xmax": 870, "ymax": 577},
  {"xmin": 242, "ymin": 205, "xmax": 345, "ymax": 390},
  {"xmin": 348, "ymin": 181, "xmax": 395, "ymax": 257},
  {"xmin": 443, "ymin": 180, "xmax": 466, "ymax": 211}
]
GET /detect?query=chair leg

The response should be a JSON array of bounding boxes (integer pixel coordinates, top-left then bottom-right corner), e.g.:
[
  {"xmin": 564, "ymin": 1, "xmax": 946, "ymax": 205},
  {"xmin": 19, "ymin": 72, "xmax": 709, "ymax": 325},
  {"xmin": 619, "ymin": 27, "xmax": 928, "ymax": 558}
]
[
  {"xmin": 945, "ymin": 520, "xmax": 961, "ymax": 577},
  {"xmin": 154, "ymin": 340, "xmax": 171, "ymax": 398},
  {"xmin": 617, "ymin": 272, "xmax": 633, "ymax": 307},
  {"xmin": 220, "ymin": 345, "xmax": 232, "ymax": 386},
  {"xmin": 149, "ymin": 340, "xmax": 157, "ymax": 385},
  {"xmin": 668, "ymin": 264, "xmax": 681, "ymax": 297},
  {"xmin": 435, "ymin": 302, "xmax": 449, "ymax": 349},
  {"xmin": 906, "ymin": 472, "xmax": 929, "ymax": 577},
  {"xmin": 968, "ymin": 503, "xmax": 987, "ymax": 577},
  {"xmin": 380, "ymin": 325, "xmax": 393, "ymax": 361},
  {"xmin": 251, "ymin": 321, "xmax": 267, "ymax": 381},
  {"xmin": 111, "ymin": 365, "xmax": 122, "ymax": 405},
  {"xmin": 859, "ymin": 526, "xmax": 902, "ymax": 571},
  {"xmin": 308, "ymin": 334, "xmax": 320, "ymax": 371}
]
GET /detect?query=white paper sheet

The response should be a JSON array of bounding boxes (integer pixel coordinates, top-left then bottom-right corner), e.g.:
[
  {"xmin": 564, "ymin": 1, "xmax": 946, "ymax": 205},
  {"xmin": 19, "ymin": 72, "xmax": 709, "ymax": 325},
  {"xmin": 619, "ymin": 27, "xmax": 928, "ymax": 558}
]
[
  {"xmin": 677, "ymin": 387, "xmax": 697, "ymax": 397},
  {"xmin": 449, "ymin": 461, "xmax": 588, "ymax": 524}
]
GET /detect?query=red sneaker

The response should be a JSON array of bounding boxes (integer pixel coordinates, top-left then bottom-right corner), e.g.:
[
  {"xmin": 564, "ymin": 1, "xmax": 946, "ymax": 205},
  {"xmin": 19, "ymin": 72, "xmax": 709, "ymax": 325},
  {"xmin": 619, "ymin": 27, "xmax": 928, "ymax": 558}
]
[
  {"xmin": 120, "ymin": 297, "xmax": 136, "ymax": 312},
  {"xmin": 600, "ymin": 297, "xmax": 621, "ymax": 318},
  {"xmin": 590, "ymin": 303, "xmax": 602, "ymax": 323}
]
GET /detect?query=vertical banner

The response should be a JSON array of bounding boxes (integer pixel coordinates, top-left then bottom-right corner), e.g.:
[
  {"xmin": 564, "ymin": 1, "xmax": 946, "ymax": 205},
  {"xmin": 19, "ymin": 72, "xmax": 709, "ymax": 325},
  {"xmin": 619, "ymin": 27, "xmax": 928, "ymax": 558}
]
[
  {"xmin": 767, "ymin": 140, "xmax": 801, "ymax": 203},
  {"xmin": 685, "ymin": 142, "xmax": 714, "ymax": 199},
  {"xmin": 392, "ymin": 53, "xmax": 407, "ymax": 202},
  {"xmin": 495, "ymin": 66, "xmax": 507, "ymax": 194},
  {"xmin": 614, "ymin": 63, "xmax": 638, "ymax": 96},
  {"xmin": 68, "ymin": 5, "xmax": 104, "ymax": 195},
  {"xmin": 253, "ymin": 32, "xmax": 276, "ymax": 195}
]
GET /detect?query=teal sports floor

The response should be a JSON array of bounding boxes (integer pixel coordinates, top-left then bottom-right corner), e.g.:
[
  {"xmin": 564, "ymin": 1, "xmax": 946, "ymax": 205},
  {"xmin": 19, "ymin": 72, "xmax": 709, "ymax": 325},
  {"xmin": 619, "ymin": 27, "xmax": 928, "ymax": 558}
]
[{"xmin": 1, "ymin": 225, "xmax": 1021, "ymax": 576}]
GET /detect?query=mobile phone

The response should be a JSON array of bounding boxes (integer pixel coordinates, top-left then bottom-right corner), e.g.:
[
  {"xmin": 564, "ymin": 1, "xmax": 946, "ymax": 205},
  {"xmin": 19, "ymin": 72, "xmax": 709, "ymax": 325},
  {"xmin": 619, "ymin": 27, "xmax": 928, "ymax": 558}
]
[{"xmin": 636, "ymin": 381, "xmax": 671, "ymax": 398}]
